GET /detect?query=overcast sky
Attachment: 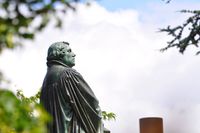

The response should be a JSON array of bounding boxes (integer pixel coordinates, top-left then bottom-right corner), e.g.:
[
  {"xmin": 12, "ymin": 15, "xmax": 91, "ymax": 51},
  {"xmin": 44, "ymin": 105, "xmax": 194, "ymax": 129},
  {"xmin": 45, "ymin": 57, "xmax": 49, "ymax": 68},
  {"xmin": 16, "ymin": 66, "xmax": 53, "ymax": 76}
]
[{"xmin": 0, "ymin": 1, "xmax": 200, "ymax": 133}]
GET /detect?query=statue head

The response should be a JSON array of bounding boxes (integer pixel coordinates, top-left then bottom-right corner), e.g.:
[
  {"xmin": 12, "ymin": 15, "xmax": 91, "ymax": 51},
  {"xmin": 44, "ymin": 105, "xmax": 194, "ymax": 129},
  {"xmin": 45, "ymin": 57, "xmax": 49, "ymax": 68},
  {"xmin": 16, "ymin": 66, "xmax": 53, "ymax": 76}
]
[{"xmin": 47, "ymin": 41, "xmax": 76, "ymax": 67}]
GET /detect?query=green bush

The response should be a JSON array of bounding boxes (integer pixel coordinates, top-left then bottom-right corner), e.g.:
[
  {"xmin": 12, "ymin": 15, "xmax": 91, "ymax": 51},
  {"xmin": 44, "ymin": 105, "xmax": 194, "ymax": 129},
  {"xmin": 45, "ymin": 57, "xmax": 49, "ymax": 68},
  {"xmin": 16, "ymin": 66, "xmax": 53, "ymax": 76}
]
[{"xmin": 0, "ymin": 89, "xmax": 50, "ymax": 133}]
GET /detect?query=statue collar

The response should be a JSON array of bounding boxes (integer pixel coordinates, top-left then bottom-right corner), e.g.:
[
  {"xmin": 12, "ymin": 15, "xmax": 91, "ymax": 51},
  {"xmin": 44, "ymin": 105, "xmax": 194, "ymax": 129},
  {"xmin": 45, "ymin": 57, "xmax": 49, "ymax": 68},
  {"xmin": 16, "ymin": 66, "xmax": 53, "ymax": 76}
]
[{"xmin": 47, "ymin": 60, "xmax": 70, "ymax": 68}]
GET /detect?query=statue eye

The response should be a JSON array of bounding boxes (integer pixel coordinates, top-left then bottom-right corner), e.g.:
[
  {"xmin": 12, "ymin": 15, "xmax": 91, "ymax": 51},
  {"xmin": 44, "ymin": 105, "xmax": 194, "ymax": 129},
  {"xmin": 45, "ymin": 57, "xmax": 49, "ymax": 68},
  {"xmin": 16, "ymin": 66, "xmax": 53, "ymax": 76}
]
[{"xmin": 68, "ymin": 49, "xmax": 71, "ymax": 52}]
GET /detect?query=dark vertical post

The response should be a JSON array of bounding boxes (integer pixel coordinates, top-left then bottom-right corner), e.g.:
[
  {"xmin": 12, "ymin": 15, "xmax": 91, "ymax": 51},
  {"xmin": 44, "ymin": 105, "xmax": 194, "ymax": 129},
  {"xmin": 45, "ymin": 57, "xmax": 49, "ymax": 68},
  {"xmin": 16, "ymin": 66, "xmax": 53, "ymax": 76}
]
[{"xmin": 139, "ymin": 117, "xmax": 163, "ymax": 133}]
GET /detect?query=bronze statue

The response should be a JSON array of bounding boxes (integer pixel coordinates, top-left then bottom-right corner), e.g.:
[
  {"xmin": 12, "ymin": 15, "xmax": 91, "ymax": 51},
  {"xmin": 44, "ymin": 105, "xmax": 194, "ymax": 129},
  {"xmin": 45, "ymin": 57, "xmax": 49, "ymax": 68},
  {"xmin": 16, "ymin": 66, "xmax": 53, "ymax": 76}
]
[{"xmin": 40, "ymin": 42, "xmax": 104, "ymax": 133}]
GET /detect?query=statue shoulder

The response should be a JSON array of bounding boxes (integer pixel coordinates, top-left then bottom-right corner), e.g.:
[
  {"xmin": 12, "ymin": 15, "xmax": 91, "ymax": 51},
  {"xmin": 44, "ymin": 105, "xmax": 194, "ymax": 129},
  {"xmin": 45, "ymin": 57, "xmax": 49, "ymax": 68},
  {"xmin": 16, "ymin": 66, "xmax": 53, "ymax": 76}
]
[{"xmin": 61, "ymin": 68, "xmax": 82, "ymax": 78}]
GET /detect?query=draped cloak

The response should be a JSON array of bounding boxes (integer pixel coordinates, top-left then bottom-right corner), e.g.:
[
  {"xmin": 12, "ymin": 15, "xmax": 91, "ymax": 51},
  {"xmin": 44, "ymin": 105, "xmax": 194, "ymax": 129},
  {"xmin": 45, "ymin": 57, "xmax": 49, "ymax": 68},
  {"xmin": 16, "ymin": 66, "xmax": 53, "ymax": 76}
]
[{"xmin": 40, "ymin": 60, "xmax": 103, "ymax": 133}]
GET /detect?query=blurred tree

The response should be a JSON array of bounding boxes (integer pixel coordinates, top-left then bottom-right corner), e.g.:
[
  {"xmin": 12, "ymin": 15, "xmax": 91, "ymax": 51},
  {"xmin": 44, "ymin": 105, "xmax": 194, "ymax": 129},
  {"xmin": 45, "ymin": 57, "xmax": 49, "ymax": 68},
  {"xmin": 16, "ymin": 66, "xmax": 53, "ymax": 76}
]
[
  {"xmin": 0, "ymin": 89, "xmax": 50, "ymax": 133},
  {"xmin": 160, "ymin": 1, "xmax": 200, "ymax": 54},
  {"xmin": 0, "ymin": 0, "xmax": 91, "ymax": 53},
  {"xmin": 0, "ymin": 0, "xmax": 93, "ymax": 85}
]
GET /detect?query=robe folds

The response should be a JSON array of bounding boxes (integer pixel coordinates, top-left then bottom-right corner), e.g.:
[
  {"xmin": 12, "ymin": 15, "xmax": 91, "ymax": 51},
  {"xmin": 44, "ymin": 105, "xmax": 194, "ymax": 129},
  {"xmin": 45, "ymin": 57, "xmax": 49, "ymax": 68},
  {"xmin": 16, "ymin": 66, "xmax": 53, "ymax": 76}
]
[{"xmin": 40, "ymin": 60, "xmax": 103, "ymax": 133}]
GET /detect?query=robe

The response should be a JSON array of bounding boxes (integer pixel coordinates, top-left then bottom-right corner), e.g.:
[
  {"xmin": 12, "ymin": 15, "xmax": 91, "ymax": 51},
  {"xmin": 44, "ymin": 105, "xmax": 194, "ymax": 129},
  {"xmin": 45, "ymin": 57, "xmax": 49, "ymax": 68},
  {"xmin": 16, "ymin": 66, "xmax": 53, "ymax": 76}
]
[{"xmin": 40, "ymin": 60, "xmax": 103, "ymax": 133}]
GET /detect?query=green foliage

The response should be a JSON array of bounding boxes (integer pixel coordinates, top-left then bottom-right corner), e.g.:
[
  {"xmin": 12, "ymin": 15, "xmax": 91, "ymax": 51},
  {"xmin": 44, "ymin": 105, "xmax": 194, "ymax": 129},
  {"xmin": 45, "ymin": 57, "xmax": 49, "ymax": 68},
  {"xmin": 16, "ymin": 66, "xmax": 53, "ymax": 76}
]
[
  {"xmin": 17, "ymin": 90, "xmax": 40, "ymax": 104},
  {"xmin": 0, "ymin": 89, "xmax": 50, "ymax": 133},
  {"xmin": 102, "ymin": 111, "xmax": 116, "ymax": 121},
  {"xmin": 160, "ymin": 8, "xmax": 200, "ymax": 54},
  {"xmin": 0, "ymin": 0, "xmax": 91, "ymax": 53}
]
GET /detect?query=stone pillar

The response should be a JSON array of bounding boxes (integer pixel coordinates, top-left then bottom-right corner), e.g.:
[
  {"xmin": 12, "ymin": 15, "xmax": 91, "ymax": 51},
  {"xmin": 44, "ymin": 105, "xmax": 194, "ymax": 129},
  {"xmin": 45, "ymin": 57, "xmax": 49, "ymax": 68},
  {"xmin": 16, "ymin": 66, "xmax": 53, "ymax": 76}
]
[{"xmin": 139, "ymin": 117, "xmax": 163, "ymax": 133}]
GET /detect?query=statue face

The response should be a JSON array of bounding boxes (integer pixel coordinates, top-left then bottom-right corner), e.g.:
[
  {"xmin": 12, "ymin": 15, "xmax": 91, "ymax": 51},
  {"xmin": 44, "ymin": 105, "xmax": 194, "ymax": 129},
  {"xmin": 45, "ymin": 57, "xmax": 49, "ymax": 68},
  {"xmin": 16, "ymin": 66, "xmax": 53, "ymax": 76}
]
[{"xmin": 62, "ymin": 45, "xmax": 76, "ymax": 67}]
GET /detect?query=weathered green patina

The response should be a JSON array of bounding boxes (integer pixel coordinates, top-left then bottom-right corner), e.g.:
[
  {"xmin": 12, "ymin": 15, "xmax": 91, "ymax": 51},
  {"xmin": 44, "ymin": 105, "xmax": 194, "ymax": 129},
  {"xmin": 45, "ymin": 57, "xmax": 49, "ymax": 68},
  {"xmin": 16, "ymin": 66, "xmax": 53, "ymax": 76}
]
[{"xmin": 40, "ymin": 42, "xmax": 104, "ymax": 133}]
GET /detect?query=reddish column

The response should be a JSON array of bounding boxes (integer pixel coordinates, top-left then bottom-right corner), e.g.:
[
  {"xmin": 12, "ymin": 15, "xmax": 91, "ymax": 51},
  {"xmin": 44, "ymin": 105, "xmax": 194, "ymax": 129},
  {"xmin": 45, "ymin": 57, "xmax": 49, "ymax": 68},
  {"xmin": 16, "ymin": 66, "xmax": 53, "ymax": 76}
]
[{"xmin": 139, "ymin": 117, "xmax": 163, "ymax": 133}]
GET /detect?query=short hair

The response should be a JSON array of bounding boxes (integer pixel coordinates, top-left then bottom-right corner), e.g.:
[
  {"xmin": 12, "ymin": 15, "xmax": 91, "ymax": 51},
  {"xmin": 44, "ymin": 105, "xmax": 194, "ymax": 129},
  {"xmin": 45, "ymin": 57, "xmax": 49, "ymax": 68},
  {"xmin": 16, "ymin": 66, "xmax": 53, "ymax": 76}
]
[{"xmin": 47, "ymin": 41, "xmax": 69, "ymax": 62}]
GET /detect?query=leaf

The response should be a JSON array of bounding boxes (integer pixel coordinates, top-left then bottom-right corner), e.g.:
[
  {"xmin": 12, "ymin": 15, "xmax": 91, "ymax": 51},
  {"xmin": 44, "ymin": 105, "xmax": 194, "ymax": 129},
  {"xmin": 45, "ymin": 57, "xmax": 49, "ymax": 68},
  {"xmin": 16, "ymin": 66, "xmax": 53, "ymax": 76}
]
[
  {"xmin": 5, "ymin": 33, "xmax": 13, "ymax": 48},
  {"xmin": 102, "ymin": 111, "xmax": 116, "ymax": 121},
  {"xmin": 21, "ymin": 33, "xmax": 34, "ymax": 39}
]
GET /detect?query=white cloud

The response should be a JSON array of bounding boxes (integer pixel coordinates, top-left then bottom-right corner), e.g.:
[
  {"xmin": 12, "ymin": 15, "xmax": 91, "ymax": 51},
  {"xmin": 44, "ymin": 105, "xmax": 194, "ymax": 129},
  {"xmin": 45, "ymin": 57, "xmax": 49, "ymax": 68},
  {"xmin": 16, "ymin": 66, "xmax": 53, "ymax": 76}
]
[{"xmin": 0, "ymin": 2, "xmax": 200, "ymax": 133}]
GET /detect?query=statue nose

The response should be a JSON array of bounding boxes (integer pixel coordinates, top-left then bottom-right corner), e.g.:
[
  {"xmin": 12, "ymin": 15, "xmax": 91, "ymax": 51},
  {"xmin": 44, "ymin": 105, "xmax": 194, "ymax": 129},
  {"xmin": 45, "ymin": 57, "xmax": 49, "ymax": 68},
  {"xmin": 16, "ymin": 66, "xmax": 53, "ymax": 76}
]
[{"xmin": 72, "ymin": 52, "xmax": 76, "ymax": 57}]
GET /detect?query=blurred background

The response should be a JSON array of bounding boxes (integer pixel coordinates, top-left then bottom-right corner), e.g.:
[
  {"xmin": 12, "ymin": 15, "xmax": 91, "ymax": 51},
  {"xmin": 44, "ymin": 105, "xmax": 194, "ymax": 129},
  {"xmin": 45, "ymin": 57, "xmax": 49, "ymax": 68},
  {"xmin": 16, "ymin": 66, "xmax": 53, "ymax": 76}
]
[{"xmin": 0, "ymin": 0, "xmax": 200, "ymax": 133}]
